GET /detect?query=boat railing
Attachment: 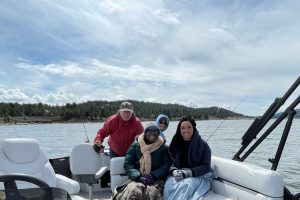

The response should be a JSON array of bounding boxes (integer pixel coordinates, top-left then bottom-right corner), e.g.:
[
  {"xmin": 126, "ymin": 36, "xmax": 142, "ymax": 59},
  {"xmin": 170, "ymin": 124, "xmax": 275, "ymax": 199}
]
[
  {"xmin": 233, "ymin": 76, "xmax": 300, "ymax": 170},
  {"xmin": 232, "ymin": 76, "xmax": 300, "ymax": 199}
]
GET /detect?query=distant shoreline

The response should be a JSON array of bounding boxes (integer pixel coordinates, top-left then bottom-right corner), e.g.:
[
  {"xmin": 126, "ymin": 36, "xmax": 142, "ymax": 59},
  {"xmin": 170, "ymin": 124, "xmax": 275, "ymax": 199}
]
[{"xmin": 0, "ymin": 115, "xmax": 255, "ymax": 125}]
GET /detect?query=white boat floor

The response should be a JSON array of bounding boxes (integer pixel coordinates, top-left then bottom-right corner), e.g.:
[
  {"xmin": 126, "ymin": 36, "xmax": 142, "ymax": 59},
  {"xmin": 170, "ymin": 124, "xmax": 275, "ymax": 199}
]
[
  {"xmin": 74, "ymin": 190, "xmax": 113, "ymax": 200},
  {"xmin": 73, "ymin": 189, "xmax": 232, "ymax": 200}
]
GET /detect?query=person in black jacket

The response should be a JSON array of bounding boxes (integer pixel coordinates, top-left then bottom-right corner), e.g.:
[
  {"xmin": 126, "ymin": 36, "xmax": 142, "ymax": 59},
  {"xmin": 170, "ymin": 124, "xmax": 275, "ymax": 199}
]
[{"xmin": 163, "ymin": 116, "xmax": 214, "ymax": 200}]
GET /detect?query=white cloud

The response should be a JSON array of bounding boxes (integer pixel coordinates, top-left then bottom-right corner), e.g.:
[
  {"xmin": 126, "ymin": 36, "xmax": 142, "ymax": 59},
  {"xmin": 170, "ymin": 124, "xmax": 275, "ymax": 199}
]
[
  {"xmin": 152, "ymin": 9, "xmax": 181, "ymax": 25},
  {"xmin": 99, "ymin": 1, "xmax": 127, "ymax": 14},
  {"xmin": 0, "ymin": 1, "xmax": 299, "ymax": 116},
  {"xmin": 0, "ymin": 89, "xmax": 30, "ymax": 102}
]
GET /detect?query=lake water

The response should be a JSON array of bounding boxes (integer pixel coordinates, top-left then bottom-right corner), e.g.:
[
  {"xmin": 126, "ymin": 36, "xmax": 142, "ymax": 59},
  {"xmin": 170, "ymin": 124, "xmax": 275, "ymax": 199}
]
[{"xmin": 0, "ymin": 119, "xmax": 299, "ymax": 194}]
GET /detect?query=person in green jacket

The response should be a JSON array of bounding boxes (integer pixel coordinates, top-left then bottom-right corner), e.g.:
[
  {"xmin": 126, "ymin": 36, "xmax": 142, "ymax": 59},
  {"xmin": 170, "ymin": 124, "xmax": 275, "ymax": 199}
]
[{"xmin": 113, "ymin": 122, "xmax": 171, "ymax": 200}]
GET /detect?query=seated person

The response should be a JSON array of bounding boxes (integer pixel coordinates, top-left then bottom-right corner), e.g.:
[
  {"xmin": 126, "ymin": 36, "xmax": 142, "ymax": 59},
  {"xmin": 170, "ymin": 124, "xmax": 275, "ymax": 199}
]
[
  {"xmin": 163, "ymin": 116, "xmax": 214, "ymax": 200},
  {"xmin": 113, "ymin": 122, "xmax": 171, "ymax": 200}
]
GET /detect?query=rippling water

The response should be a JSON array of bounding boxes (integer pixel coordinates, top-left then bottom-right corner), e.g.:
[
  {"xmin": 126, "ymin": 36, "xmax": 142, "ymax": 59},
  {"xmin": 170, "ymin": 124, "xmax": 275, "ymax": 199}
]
[{"xmin": 0, "ymin": 119, "xmax": 299, "ymax": 194}]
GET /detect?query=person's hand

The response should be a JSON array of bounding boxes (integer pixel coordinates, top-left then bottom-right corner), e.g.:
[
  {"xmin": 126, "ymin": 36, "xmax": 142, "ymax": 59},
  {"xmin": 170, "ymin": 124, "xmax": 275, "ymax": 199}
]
[
  {"xmin": 181, "ymin": 168, "xmax": 193, "ymax": 178},
  {"xmin": 139, "ymin": 174, "xmax": 154, "ymax": 185},
  {"xmin": 93, "ymin": 142, "xmax": 104, "ymax": 154},
  {"xmin": 172, "ymin": 169, "xmax": 193, "ymax": 181},
  {"xmin": 172, "ymin": 170, "xmax": 184, "ymax": 181},
  {"xmin": 144, "ymin": 174, "xmax": 154, "ymax": 185},
  {"xmin": 169, "ymin": 165, "xmax": 178, "ymax": 173}
]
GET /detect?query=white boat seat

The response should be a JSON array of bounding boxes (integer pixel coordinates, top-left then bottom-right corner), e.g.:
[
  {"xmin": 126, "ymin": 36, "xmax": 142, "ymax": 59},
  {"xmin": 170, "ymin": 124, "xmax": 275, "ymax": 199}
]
[
  {"xmin": 109, "ymin": 155, "xmax": 284, "ymax": 200},
  {"xmin": 0, "ymin": 173, "xmax": 74, "ymax": 199},
  {"xmin": 70, "ymin": 143, "xmax": 108, "ymax": 200},
  {"xmin": 0, "ymin": 138, "xmax": 80, "ymax": 196},
  {"xmin": 210, "ymin": 156, "xmax": 284, "ymax": 200},
  {"xmin": 110, "ymin": 157, "xmax": 128, "ymax": 193}
]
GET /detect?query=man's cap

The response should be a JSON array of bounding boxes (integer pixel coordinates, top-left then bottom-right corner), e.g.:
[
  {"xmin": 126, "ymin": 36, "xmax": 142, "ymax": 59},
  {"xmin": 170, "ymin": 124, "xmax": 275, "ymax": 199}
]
[{"xmin": 119, "ymin": 101, "xmax": 133, "ymax": 113}]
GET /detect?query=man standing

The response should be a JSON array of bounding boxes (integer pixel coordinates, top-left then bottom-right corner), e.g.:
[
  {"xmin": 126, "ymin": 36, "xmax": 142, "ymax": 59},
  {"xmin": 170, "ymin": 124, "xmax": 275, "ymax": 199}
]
[{"xmin": 93, "ymin": 101, "xmax": 144, "ymax": 158}]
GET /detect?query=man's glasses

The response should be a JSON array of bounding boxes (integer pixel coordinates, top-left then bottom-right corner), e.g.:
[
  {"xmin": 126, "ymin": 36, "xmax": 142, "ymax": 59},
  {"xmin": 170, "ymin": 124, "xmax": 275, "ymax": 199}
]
[{"xmin": 159, "ymin": 121, "xmax": 167, "ymax": 125}]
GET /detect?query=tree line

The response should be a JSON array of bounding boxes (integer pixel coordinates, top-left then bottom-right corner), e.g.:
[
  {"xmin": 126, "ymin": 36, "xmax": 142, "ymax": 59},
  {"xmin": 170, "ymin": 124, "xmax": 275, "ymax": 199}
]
[{"xmin": 0, "ymin": 100, "xmax": 245, "ymax": 123}]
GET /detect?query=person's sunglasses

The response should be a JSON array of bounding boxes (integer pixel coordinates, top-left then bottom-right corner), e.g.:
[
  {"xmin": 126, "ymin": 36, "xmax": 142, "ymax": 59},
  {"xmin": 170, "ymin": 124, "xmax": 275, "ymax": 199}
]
[{"xmin": 159, "ymin": 121, "xmax": 167, "ymax": 125}]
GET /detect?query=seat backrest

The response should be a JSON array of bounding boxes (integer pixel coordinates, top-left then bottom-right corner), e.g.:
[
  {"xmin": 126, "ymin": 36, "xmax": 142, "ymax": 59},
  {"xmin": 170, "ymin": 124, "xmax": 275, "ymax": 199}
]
[
  {"xmin": 110, "ymin": 157, "xmax": 128, "ymax": 193},
  {"xmin": 0, "ymin": 138, "xmax": 57, "ymax": 189},
  {"xmin": 211, "ymin": 156, "xmax": 284, "ymax": 200},
  {"xmin": 70, "ymin": 143, "xmax": 104, "ymax": 175}
]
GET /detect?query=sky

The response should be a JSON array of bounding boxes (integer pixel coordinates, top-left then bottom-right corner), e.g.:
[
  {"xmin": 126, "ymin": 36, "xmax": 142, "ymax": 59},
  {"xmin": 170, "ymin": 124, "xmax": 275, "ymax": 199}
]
[{"xmin": 0, "ymin": 0, "xmax": 299, "ymax": 116}]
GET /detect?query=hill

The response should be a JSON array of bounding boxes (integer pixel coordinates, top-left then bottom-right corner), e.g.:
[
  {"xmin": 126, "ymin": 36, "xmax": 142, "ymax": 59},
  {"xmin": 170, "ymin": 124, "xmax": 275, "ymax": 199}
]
[
  {"xmin": 274, "ymin": 108, "xmax": 300, "ymax": 118},
  {"xmin": 0, "ymin": 100, "xmax": 247, "ymax": 124}
]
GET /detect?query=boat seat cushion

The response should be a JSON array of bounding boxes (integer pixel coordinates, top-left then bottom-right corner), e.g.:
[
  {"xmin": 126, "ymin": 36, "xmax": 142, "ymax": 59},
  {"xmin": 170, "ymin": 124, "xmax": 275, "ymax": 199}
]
[
  {"xmin": 70, "ymin": 143, "xmax": 104, "ymax": 175},
  {"xmin": 206, "ymin": 191, "xmax": 233, "ymax": 200},
  {"xmin": 0, "ymin": 138, "xmax": 80, "ymax": 195},
  {"xmin": 1, "ymin": 138, "xmax": 40, "ymax": 164},
  {"xmin": 109, "ymin": 155, "xmax": 283, "ymax": 199},
  {"xmin": 110, "ymin": 157, "xmax": 126, "ymax": 175},
  {"xmin": 211, "ymin": 156, "xmax": 283, "ymax": 198},
  {"xmin": 110, "ymin": 157, "xmax": 128, "ymax": 193}
]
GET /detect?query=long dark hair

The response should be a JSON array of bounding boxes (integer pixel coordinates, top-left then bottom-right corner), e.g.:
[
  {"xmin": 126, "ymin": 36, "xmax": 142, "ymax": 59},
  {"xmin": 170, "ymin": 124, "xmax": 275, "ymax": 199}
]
[
  {"xmin": 175, "ymin": 116, "xmax": 197, "ymax": 139},
  {"xmin": 169, "ymin": 116, "xmax": 198, "ymax": 159},
  {"xmin": 169, "ymin": 116, "xmax": 211, "ymax": 172}
]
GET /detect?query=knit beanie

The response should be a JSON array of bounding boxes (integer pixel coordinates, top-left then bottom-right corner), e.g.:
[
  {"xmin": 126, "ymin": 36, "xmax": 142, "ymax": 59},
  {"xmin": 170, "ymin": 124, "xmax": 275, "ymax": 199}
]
[{"xmin": 144, "ymin": 122, "xmax": 160, "ymax": 136}]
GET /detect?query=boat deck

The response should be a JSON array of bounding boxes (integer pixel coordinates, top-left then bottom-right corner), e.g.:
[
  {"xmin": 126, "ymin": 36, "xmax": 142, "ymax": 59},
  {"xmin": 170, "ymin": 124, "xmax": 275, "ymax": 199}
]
[
  {"xmin": 73, "ymin": 183, "xmax": 113, "ymax": 200},
  {"xmin": 75, "ymin": 190, "xmax": 112, "ymax": 200}
]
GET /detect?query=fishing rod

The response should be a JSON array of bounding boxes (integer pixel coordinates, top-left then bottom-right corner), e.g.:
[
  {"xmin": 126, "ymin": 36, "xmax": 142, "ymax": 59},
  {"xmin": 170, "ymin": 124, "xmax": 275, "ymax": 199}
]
[
  {"xmin": 201, "ymin": 107, "xmax": 220, "ymax": 138},
  {"xmin": 8, "ymin": 115, "xmax": 20, "ymax": 138},
  {"xmin": 70, "ymin": 84, "xmax": 90, "ymax": 143},
  {"xmin": 205, "ymin": 97, "xmax": 245, "ymax": 142}
]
